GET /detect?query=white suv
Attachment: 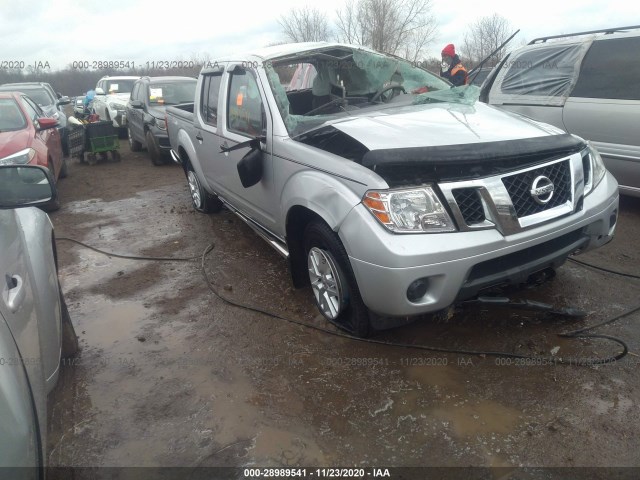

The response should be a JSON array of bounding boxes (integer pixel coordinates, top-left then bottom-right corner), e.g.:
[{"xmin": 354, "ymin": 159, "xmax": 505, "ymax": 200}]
[{"xmin": 92, "ymin": 76, "xmax": 140, "ymax": 132}]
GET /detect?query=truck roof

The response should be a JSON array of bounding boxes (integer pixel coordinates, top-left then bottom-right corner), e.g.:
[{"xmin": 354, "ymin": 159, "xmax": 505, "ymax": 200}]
[{"xmin": 211, "ymin": 42, "xmax": 380, "ymax": 63}]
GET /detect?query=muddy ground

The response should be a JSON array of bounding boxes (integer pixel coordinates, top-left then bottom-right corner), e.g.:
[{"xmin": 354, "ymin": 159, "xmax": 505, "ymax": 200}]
[{"xmin": 46, "ymin": 139, "xmax": 640, "ymax": 477}]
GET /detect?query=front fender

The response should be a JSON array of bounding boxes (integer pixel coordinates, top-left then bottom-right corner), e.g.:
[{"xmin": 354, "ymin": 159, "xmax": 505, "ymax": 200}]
[{"xmin": 281, "ymin": 170, "xmax": 361, "ymax": 231}]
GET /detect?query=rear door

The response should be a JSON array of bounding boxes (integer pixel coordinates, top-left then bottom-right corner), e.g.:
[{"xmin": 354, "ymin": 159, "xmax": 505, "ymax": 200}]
[
  {"xmin": 195, "ymin": 69, "xmax": 224, "ymax": 192},
  {"xmin": 563, "ymin": 35, "xmax": 640, "ymax": 193}
]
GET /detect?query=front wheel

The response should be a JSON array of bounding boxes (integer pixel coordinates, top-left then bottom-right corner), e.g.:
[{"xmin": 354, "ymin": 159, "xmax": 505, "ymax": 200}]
[
  {"xmin": 146, "ymin": 130, "xmax": 164, "ymax": 166},
  {"xmin": 303, "ymin": 221, "xmax": 371, "ymax": 337},
  {"xmin": 128, "ymin": 127, "xmax": 142, "ymax": 152},
  {"xmin": 186, "ymin": 164, "xmax": 222, "ymax": 213}
]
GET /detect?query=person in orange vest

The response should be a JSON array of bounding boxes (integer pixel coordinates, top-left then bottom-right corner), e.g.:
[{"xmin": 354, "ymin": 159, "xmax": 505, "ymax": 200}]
[{"xmin": 440, "ymin": 44, "xmax": 468, "ymax": 86}]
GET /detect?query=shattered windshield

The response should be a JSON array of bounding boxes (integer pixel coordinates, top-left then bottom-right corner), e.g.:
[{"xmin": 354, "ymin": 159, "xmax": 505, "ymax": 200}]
[{"xmin": 265, "ymin": 48, "xmax": 480, "ymax": 137}]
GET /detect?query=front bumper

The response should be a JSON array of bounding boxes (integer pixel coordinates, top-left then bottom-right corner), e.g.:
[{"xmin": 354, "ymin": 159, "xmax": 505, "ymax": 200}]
[
  {"xmin": 148, "ymin": 124, "xmax": 171, "ymax": 151},
  {"xmin": 339, "ymin": 172, "xmax": 619, "ymax": 317}
]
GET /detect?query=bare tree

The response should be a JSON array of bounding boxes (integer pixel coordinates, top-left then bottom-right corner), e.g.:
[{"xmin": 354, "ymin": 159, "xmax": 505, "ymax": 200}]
[
  {"xmin": 335, "ymin": 0, "xmax": 437, "ymax": 60},
  {"xmin": 462, "ymin": 14, "xmax": 512, "ymax": 68},
  {"xmin": 278, "ymin": 7, "xmax": 331, "ymax": 43}
]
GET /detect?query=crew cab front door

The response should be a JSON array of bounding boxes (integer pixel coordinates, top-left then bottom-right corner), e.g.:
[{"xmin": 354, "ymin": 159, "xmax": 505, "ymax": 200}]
[{"xmin": 216, "ymin": 64, "xmax": 278, "ymax": 233}]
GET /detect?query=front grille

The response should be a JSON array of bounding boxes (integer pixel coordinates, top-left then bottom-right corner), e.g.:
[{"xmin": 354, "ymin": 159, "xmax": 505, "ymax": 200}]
[
  {"xmin": 502, "ymin": 160, "xmax": 571, "ymax": 218},
  {"xmin": 453, "ymin": 188, "xmax": 485, "ymax": 224}
]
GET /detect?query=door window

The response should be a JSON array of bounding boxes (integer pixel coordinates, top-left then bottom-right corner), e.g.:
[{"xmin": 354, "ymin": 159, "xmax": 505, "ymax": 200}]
[
  {"xmin": 227, "ymin": 69, "xmax": 264, "ymax": 137},
  {"xmin": 570, "ymin": 36, "xmax": 640, "ymax": 100},
  {"xmin": 201, "ymin": 74, "xmax": 222, "ymax": 126}
]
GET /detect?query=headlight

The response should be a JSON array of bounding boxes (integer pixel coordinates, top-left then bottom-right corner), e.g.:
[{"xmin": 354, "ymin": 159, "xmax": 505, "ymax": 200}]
[
  {"xmin": 155, "ymin": 118, "xmax": 167, "ymax": 130},
  {"xmin": 109, "ymin": 103, "xmax": 126, "ymax": 111},
  {"xmin": 0, "ymin": 148, "xmax": 36, "ymax": 166},
  {"xmin": 363, "ymin": 186, "xmax": 456, "ymax": 233},
  {"xmin": 582, "ymin": 141, "xmax": 606, "ymax": 195}
]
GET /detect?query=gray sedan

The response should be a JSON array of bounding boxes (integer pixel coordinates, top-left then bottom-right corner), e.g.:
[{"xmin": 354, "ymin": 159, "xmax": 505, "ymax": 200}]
[{"xmin": 0, "ymin": 165, "xmax": 78, "ymax": 474}]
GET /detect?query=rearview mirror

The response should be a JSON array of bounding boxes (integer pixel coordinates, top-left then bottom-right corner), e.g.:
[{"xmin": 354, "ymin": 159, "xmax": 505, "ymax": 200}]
[
  {"xmin": 95, "ymin": 88, "xmax": 105, "ymax": 95},
  {"xmin": 130, "ymin": 100, "xmax": 144, "ymax": 109},
  {"xmin": 57, "ymin": 96, "xmax": 71, "ymax": 106},
  {"xmin": 0, "ymin": 165, "xmax": 55, "ymax": 209}
]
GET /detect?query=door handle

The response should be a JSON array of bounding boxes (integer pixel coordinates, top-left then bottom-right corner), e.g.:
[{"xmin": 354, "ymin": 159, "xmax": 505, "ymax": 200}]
[
  {"xmin": 3, "ymin": 275, "xmax": 25, "ymax": 314},
  {"xmin": 195, "ymin": 133, "xmax": 204, "ymax": 143}
]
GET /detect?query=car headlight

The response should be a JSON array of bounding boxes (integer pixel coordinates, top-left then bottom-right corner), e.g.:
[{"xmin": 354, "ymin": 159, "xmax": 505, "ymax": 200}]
[
  {"xmin": 363, "ymin": 186, "xmax": 456, "ymax": 233},
  {"xmin": 0, "ymin": 148, "xmax": 36, "ymax": 166},
  {"xmin": 582, "ymin": 141, "xmax": 606, "ymax": 195},
  {"xmin": 109, "ymin": 103, "xmax": 126, "ymax": 111},
  {"xmin": 155, "ymin": 118, "xmax": 167, "ymax": 130}
]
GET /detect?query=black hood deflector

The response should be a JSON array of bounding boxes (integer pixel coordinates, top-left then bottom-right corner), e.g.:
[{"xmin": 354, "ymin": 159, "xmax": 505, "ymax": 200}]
[{"xmin": 362, "ymin": 134, "xmax": 585, "ymax": 186}]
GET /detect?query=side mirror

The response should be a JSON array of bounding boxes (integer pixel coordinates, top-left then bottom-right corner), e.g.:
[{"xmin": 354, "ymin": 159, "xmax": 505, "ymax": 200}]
[
  {"xmin": 95, "ymin": 88, "xmax": 105, "ymax": 95},
  {"xmin": 130, "ymin": 100, "xmax": 144, "ymax": 109},
  {"xmin": 36, "ymin": 117, "xmax": 59, "ymax": 130},
  {"xmin": 57, "ymin": 96, "xmax": 71, "ymax": 106},
  {"xmin": 0, "ymin": 165, "xmax": 56, "ymax": 209},
  {"xmin": 236, "ymin": 138, "xmax": 264, "ymax": 188}
]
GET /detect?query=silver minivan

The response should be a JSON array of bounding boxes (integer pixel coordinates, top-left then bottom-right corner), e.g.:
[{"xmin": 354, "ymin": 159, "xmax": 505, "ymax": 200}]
[{"xmin": 482, "ymin": 26, "xmax": 640, "ymax": 196}]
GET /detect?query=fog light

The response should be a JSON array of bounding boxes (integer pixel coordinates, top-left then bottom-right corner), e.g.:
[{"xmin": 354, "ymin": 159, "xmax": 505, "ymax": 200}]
[{"xmin": 407, "ymin": 278, "xmax": 429, "ymax": 302}]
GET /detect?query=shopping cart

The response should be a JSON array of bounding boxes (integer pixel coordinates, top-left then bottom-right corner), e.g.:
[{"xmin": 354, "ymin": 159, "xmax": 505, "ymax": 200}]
[{"xmin": 68, "ymin": 118, "xmax": 120, "ymax": 164}]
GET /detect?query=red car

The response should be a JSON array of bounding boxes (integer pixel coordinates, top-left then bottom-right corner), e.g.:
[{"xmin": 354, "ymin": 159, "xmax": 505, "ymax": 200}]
[{"xmin": 0, "ymin": 92, "xmax": 65, "ymax": 208}]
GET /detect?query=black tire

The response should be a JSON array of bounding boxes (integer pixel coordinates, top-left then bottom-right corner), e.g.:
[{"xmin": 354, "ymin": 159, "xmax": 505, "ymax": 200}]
[
  {"xmin": 128, "ymin": 127, "xmax": 142, "ymax": 152},
  {"xmin": 146, "ymin": 130, "xmax": 164, "ymax": 166},
  {"xmin": 60, "ymin": 291, "xmax": 79, "ymax": 358},
  {"xmin": 186, "ymin": 163, "xmax": 222, "ymax": 213},
  {"xmin": 303, "ymin": 221, "xmax": 371, "ymax": 337},
  {"xmin": 111, "ymin": 150, "xmax": 121, "ymax": 162},
  {"xmin": 59, "ymin": 157, "xmax": 69, "ymax": 178}
]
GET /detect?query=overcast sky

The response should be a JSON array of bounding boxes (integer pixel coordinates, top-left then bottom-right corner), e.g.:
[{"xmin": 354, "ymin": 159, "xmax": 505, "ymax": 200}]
[{"xmin": 0, "ymin": 0, "xmax": 637, "ymax": 70}]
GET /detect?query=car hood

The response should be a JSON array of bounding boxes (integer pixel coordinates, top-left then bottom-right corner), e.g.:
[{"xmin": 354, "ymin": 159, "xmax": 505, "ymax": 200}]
[
  {"xmin": 148, "ymin": 105, "xmax": 167, "ymax": 119},
  {"xmin": 106, "ymin": 94, "xmax": 131, "ymax": 105},
  {"xmin": 0, "ymin": 130, "xmax": 32, "ymax": 159},
  {"xmin": 329, "ymin": 102, "xmax": 564, "ymax": 150}
]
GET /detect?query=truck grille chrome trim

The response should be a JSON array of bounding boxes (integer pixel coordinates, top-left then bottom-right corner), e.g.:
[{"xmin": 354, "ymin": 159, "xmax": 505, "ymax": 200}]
[{"xmin": 440, "ymin": 153, "xmax": 584, "ymax": 235}]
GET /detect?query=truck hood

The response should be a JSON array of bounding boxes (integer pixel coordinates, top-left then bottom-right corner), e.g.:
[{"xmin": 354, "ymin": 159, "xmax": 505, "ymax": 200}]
[
  {"xmin": 0, "ymin": 130, "xmax": 31, "ymax": 159},
  {"xmin": 329, "ymin": 102, "xmax": 563, "ymax": 150},
  {"xmin": 296, "ymin": 102, "xmax": 584, "ymax": 185}
]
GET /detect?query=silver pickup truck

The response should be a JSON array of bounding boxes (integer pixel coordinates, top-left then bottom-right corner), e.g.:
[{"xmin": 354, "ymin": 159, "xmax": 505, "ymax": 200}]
[{"xmin": 166, "ymin": 42, "xmax": 619, "ymax": 337}]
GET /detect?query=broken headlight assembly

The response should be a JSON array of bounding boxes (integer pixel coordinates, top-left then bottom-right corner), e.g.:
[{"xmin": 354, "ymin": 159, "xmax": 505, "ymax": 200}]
[
  {"xmin": 363, "ymin": 186, "xmax": 456, "ymax": 233},
  {"xmin": 582, "ymin": 141, "xmax": 606, "ymax": 196}
]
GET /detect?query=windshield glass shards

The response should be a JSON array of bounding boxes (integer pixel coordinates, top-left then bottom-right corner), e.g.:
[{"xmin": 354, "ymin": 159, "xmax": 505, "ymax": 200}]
[{"xmin": 265, "ymin": 47, "xmax": 479, "ymax": 137}]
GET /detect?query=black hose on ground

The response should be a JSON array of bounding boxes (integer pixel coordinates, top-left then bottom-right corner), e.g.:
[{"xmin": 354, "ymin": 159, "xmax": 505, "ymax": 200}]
[{"xmin": 57, "ymin": 237, "xmax": 638, "ymax": 366}]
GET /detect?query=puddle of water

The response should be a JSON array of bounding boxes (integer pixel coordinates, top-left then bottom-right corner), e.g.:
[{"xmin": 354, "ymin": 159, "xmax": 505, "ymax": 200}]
[
  {"xmin": 249, "ymin": 426, "xmax": 326, "ymax": 466},
  {"xmin": 431, "ymin": 401, "xmax": 521, "ymax": 437},
  {"xmin": 75, "ymin": 299, "xmax": 148, "ymax": 351}
]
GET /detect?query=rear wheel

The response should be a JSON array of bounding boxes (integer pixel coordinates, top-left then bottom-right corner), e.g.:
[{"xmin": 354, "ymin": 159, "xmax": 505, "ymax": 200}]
[
  {"xmin": 303, "ymin": 221, "xmax": 371, "ymax": 337},
  {"xmin": 146, "ymin": 130, "xmax": 164, "ymax": 166},
  {"xmin": 128, "ymin": 127, "xmax": 142, "ymax": 152},
  {"xmin": 186, "ymin": 164, "xmax": 222, "ymax": 213}
]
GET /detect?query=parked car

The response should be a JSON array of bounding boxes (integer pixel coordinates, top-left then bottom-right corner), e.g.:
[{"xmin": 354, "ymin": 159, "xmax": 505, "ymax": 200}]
[
  {"xmin": 92, "ymin": 76, "xmax": 140, "ymax": 134},
  {"xmin": 481, "ymin": 25, "xmax": 640, "ymax": 197},
  {"xmin": 0, "ymin": 164, "xmax": 78, "ymax": 472},
  {"xmin": 73, "ymin": 95, "xmax": 86, "ymax": 116},
  {"xmin": 0, "ymin": 82, "xmax": 71, "ymax": 156},
  {"xmin": 467, "ymin": 66, "xmax": 494, "ymax": 86},
  {"xmin": 126, "ymin": 76, "xmax": 197, "ymax": 165},
  {"xmin": 0, "ymin": 92, "xmax": 65, "ymax": 210},
  {"xmin": 167, "ymin": 42, "xmax": 619, "ymax": 337}
]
